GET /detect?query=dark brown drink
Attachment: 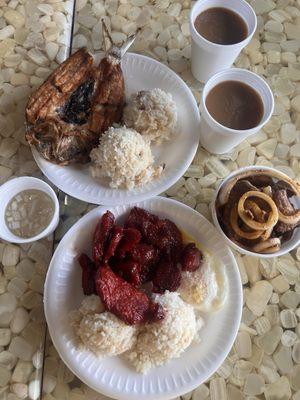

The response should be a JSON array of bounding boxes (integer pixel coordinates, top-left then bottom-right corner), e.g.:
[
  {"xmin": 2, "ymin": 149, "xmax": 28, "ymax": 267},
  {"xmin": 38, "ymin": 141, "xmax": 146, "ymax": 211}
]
[
  {"xmin": 205, "ymin": 81, "xmax": 264, "ymax": 130},
  {"xmin": 194, "ymin": 7, "xmax": 248, "ymax": 45}
]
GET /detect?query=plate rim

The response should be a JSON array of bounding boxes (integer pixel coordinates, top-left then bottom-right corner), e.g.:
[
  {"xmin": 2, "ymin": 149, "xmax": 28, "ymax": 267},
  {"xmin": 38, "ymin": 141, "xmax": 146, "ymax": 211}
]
[
  {"xmin": 32, "ymin": 52, "xmax": 200, "ymax": 205},
  {"xmin": 44, "ymin": 197, "xmax": 242, "ymax": 400}
]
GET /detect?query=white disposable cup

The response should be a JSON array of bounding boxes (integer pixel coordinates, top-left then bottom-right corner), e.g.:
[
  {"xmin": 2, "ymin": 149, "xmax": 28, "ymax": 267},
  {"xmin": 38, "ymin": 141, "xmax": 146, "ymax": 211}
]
[
  {"xmin": 190, "ymin": 0, "xmax": 257, "ymax": 82},
  {"xmin": 199, "ymin": 68, "xmax": 274, "ymax": 154},
  {"xmin": 0, "ymin": 177, "xmax": 59, "ymax": 244}
]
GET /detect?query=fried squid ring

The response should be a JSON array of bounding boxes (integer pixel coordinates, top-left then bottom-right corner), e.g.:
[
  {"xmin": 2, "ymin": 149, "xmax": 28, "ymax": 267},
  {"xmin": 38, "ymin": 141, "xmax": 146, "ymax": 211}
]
[
  {"xmin": 238, "ymin": 191, "xmax": 279, "ymax": 231},
  {"xmin": 230, "ymin": 207, "xmax": 263, "ymax": 240},
  {"xmin": 252, "ymin": 238, "xmax": 281, "ymax": 253}
]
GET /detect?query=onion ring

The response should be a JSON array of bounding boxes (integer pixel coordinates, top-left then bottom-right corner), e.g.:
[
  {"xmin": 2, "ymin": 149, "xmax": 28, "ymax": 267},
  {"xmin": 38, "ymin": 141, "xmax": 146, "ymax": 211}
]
[
  {"xmin": 260, "ymin": 227, "xmax": 272, "ymax": 241},
  {"xmin": 230, "ymin": 207, "xmax": 263, "ymax": 240},
  {"xmin": 278, "ymin": 209, "xmax": 300, "ymax": 225},
  {"xmin": 252, "ymin": 238, "xmax": 281, "ymax": 253},
  {"xmin": 260, "ymin": 245, "xmax": 281, "ymax": 254},
  {"xmin": 238, "ymin": 191, "xmax": 279, "ymax": 231},
  {"xmin": 218, "ymin": 169, "xmax": 300, "ymax": 206}
]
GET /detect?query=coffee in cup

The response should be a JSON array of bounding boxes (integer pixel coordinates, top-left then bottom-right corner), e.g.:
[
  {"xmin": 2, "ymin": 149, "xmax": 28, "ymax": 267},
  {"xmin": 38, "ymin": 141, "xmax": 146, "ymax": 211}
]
[
  {"xmin": 194, "ymin": 7, "xmax": 248, "ymax": 46},
  {"xmin": 205, "ymin": 80, "xmax": 264, "ymax": 131},
  {"xmin": 199, "ymin": 68, "xmax": 274, "ymax": 154},
  {"xmin": 189, "ymin": 0, "xmax": 257, "ymax": 82}
]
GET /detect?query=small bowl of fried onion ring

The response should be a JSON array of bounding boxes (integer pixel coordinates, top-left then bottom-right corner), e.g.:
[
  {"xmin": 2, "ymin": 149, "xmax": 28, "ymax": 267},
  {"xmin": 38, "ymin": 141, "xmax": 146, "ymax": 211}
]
[{"xmin": 211, "ymin": 166, "xmax": 300, "ymax": 257}]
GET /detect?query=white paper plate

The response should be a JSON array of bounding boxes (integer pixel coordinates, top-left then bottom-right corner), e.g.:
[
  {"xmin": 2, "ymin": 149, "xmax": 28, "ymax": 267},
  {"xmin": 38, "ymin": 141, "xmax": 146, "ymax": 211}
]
[
  {"xmin": 44, "ymin": 197, "xmax": 242, "ymax": 400},
  {"xmin": 33, "ymin": 53, "xmax": 200, "ymax": 205}
]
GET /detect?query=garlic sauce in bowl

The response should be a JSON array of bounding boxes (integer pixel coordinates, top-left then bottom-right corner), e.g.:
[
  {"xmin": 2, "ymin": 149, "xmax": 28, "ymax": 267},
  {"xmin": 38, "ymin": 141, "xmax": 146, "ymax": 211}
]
[
  {"xmin": 0, "ymin": 177, "xmax": 59, "ymax": 244},
  {"xmin": 5, "ymin": 189, "xmax": 55, "ymax": 239}
]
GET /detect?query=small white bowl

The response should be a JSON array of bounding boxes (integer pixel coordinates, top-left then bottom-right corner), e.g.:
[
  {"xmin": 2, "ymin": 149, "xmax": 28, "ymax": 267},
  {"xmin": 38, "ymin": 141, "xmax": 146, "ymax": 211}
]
[
  {"xmin": 211, "ymin": 166, "xmax": 300, "ymax": 258},
  {"xmin": 0, "ymin": 177, "xmax": 59, "ymax": 244}
]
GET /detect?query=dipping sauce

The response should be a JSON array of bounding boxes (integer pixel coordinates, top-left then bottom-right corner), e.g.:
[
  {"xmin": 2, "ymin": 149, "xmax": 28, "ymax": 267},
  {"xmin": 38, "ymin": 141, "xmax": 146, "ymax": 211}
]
[
  {"xmin": 205, "ymin": 81, "xmax": 264, "ymax": 130},
  {"xmin": 194, "ymin": 7, "xmax": 248, "ymax": 45},
  {"xmin": 5, "ymin": 189, "xmax": 55, "ymax": 239}
]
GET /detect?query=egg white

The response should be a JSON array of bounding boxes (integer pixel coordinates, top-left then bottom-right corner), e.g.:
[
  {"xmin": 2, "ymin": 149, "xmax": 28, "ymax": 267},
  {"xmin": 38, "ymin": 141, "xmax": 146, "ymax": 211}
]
[{"xmin": 178, "ymin": 253, "xmax": 228, "ymax": 313}]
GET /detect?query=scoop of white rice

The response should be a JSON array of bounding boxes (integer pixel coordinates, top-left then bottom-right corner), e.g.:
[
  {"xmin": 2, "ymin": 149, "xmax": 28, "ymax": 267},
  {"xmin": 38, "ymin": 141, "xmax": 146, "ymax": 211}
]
[
  {"xmin": 70, "ymin": 296, "xmax": 137, "ymax": 357},
  {"xmin": 77, "ymin": 312, "xmax": 137, "ymax": 357},
  {"xmin": 123, "ymin": 89, "xmax": 177, "ymax": 143},
  {"xmin": 90, "ymin": 126, "xmax": 162, "ymax": 190},
  {"xmin": 127, "ymin": 291, "xmax": 197, "ymax": 374},
  {"xmin": 79, "ymin": 295, "xmax": 105, "ymax": 314},
  {"xmin": 69, "ymin": 295, "xmax": 104, "ymax": 331}
]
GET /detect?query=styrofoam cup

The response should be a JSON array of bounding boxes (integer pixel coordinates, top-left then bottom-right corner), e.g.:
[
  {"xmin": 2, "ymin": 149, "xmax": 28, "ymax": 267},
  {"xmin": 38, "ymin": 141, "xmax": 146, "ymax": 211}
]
[
  {"xmin": 199, "ymin": 68, "xmax": 274, "ymax": 154},
  {"xmin": 0, "ymin": 177, "xmax": 59, "ymax": 244},
  {"xmin": 189, "ymin": 0, "xmax": 257, "ymax": 82}
]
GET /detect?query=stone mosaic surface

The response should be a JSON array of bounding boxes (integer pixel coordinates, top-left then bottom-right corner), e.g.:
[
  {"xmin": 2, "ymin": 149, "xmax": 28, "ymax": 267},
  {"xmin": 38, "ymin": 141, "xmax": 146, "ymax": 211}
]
[
  {"xmin": 0, "ymin": 0, "xmax": 73, "ymax": 399},
  {"xmin": 1, "ymin": 0, "xmax": 300, "ymax": 399}
]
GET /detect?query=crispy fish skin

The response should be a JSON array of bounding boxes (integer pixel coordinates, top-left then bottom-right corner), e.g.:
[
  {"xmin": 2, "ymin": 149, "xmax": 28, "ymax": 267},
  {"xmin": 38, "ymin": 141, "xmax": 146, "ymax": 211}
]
[
  {"xmin": 89, "ymin": 56, "xmax": 125, "ymax": 134},
  {"xmin": 26, "ymin": 49, "xmax": 94, "ymax": 124},
  {"xmin": 53, "ymin": 49, "xmax": 94, "ymax": 93},
  {"xmin": 26, "ymin": 119, "xmax": 98, "ymax": 165},
  {"xmin": 26, "ymin": 82, "xmax": 62, "ymax": 125}
]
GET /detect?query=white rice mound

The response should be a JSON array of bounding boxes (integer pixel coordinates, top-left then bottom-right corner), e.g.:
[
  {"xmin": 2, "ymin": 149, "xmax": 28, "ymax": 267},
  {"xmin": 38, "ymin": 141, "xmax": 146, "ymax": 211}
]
[
  {"xmin": 90, "ymin": 126, "xmax": 162, "ymax": 190},
  {"xmin": 76, "ymin": 312, "xmax": 137, "ymax": 357},
  {"xmin": 123, "ymin": 89, "xmax": 177, "ymax": 144},
  {"xmin": 69, "ymin": 295, "xmax": 105, "ymax": 331},
  {"xmin": 79, "ymin": 294, "xmax": 105, "ymax": 314},
  {"xmin": 179, "ymin": 255, "xmax": 228, "ymax": 313},
  {"xmin": 127, "ymin": 291, "xmax": 197, "ymax": 374},
  {"xmin": 70, "ymin": 296, "xmax": 137, "ymax": 357}
]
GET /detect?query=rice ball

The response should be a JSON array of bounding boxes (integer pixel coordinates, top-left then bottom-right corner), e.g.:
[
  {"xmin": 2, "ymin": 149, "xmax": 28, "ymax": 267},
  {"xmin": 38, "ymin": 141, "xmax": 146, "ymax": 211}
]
[
  {"xmin": 123, "ymin": 89, "xmax": 177, "ymax": 143},
  {"xmin": 90, "ymin": 126, "xmax": 162, "ymax": 189},
  {"xmin": 127, "ymin": 291, "xmax": 198, "ymax": 373},
  {"xmin": 77, "ymin": 312, "xmax": 137, "ymax": 357},
  {"xmin": 70, "ymin": 296, "xmax": 137, "ymax": 357},
  {"xmin": 79, "ymin": 295, "xmax": 105, "ymax": 314},
  {"xmin": 69, "ymin": 295, "xmax": 105, "ymax": 332}
]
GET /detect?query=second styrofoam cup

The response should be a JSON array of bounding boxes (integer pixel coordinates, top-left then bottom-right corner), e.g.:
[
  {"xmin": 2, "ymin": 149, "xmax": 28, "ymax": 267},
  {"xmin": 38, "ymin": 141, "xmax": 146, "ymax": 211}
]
[
  {"xmin": 199, "ymin": 68, "xmax": 274, "ymax": 154},
  {"xmin": 189, "ymin": 0, "xmax": 257, "ymax": 83}
]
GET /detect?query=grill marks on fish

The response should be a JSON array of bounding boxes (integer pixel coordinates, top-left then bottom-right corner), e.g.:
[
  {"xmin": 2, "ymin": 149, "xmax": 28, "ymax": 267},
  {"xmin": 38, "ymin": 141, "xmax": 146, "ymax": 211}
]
[
  {"xmin": 26, "ymin": 49, "xmax": 94, "ymax": 125},
  {"xmin": 52, "ymin": 49, "xmax": 94, "ymax": 94}
]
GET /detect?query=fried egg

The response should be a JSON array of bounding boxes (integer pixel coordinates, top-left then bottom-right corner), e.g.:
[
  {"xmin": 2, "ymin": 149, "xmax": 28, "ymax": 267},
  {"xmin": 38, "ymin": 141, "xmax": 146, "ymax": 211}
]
[{"xmin": 178, "ymin": 252, "xmax": 228, "ymax": 313}]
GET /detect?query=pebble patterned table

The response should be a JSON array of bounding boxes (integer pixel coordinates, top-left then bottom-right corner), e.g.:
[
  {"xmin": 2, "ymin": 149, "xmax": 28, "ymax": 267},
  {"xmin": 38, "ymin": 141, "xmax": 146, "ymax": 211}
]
[{"xmin": 0, "ymin": 0, "xmax": 300, "ymax": 399}]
